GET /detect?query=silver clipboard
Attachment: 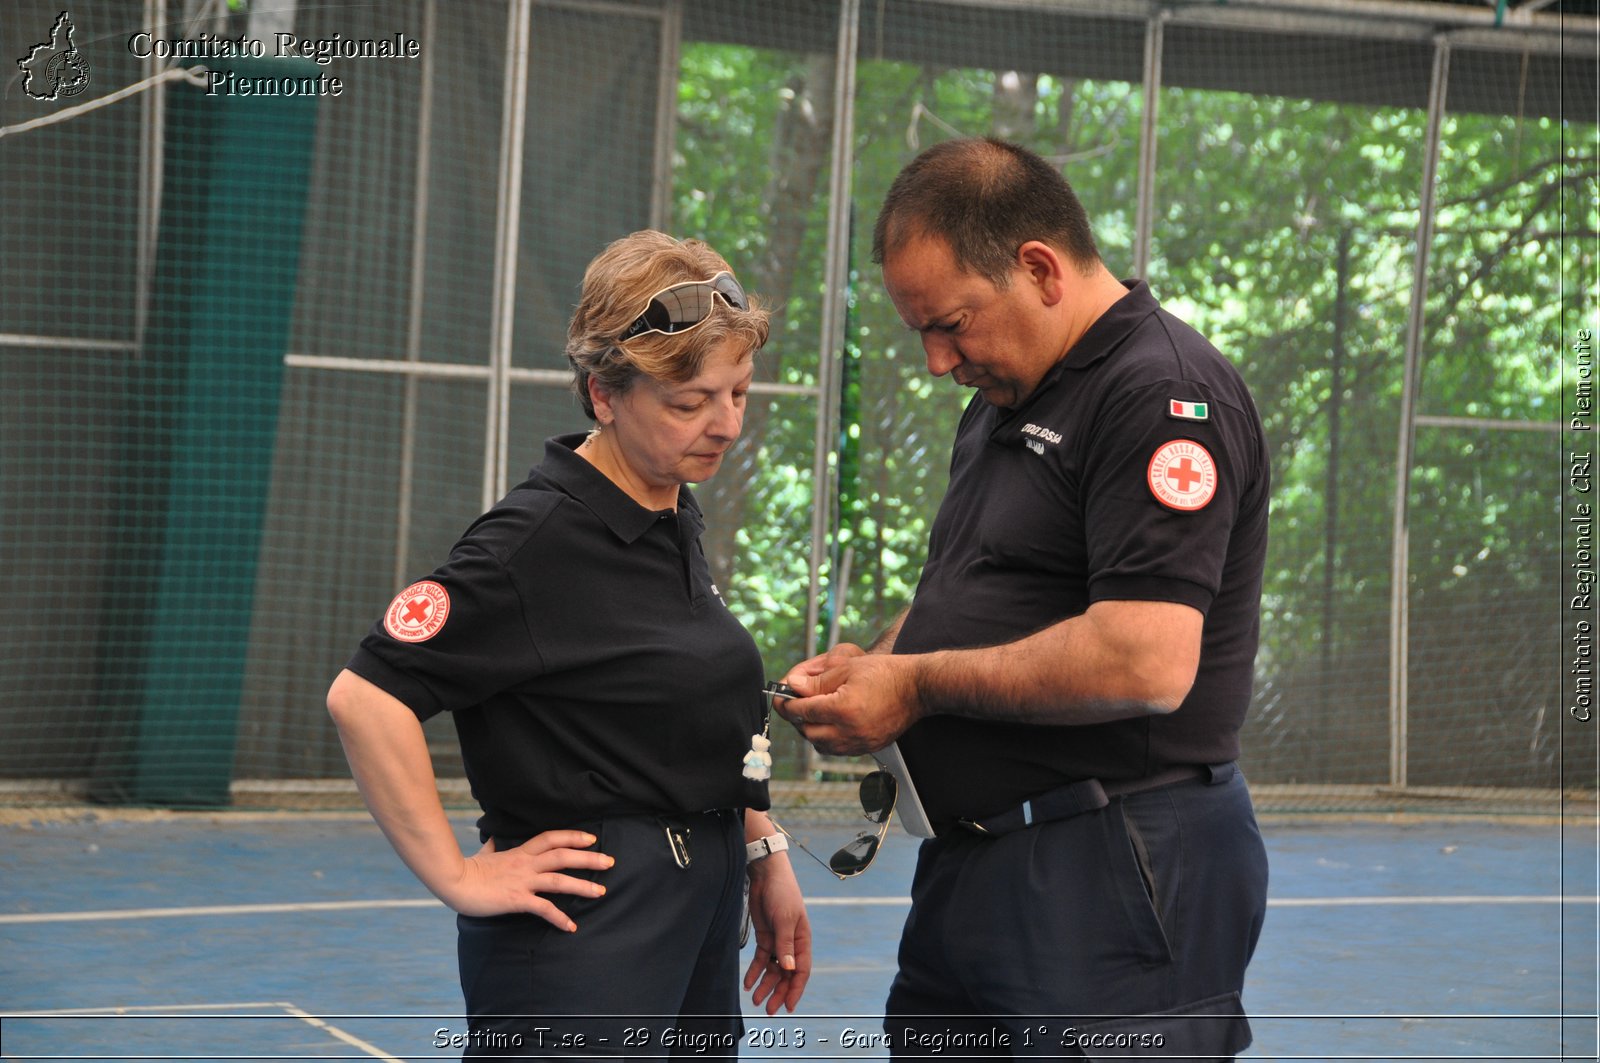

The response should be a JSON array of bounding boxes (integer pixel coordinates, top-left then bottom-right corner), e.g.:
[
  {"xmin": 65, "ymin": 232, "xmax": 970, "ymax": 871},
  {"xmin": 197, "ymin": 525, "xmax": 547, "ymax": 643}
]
[{"xmin": 873, "ymin": 741, "xmax": 935, "ymax": 838}]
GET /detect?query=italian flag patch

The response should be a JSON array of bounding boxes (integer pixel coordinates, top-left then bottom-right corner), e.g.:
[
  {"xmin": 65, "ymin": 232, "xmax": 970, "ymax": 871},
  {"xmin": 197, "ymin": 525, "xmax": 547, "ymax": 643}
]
[{"xmin": 1169, "ymin": 399, "xmax": 1208, "ymax": 421}]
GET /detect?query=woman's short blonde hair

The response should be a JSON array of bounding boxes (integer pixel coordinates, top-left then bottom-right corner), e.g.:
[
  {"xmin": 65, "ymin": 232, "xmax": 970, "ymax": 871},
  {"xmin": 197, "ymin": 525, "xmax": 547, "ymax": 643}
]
[{"xmin": 566, "ymin": 231, "xmax": 771, "ymax": 419}]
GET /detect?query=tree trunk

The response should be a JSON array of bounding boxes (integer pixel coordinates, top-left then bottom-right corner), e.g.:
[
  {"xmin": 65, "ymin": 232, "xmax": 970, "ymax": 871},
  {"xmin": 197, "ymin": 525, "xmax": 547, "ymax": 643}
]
[{"xmin": 700, "ymin": 52, "xmax": 837, "ymax": 588}]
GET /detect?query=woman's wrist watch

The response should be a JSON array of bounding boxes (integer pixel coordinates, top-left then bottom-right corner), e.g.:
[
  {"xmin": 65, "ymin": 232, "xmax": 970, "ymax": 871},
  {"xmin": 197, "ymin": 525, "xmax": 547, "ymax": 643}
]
[{"xmin": 745, "ymin": 834, "xmax": 789, "ymax": 862}]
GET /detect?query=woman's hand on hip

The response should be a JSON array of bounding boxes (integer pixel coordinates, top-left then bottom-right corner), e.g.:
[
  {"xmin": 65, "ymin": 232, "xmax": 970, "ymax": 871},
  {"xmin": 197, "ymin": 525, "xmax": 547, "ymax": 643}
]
[{"xmin": 442, "ymin": 830, "xmax": 613, "ymax": 929}]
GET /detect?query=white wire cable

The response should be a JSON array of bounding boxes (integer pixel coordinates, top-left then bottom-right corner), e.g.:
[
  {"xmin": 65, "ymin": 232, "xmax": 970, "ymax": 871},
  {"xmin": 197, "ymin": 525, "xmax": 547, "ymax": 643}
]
[{"xmin": 0, "ymin": 65, "xmax": 208, "ymax": 141}]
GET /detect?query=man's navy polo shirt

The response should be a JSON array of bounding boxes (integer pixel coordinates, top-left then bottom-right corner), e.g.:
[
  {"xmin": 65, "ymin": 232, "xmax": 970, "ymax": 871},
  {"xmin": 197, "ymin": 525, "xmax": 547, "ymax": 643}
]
[
  {"xmin": 894, "ymin": 281, "xmax": 1271, "ymax": 825},
  {"xmin": 348, "ymin": 434, "xmax": 768, "ymax": 842}
]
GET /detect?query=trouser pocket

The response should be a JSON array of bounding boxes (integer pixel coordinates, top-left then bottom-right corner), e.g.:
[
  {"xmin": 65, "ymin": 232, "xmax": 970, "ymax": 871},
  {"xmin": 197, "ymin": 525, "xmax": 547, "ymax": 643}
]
[{"xmin": 1063, "ymin": 990, "xmax": 1251, "ymax": 1061}]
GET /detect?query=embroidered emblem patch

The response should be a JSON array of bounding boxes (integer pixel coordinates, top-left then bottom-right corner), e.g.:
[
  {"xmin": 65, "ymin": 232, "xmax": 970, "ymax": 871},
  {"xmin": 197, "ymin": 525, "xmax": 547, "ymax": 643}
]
[
  {"xmin": 384, "ymin": 580, "xmax": 451, "ymax": 642},
  {"xmin": 1148, "ymin": 440, "xmax": 1218, "ymax": 511},
  {"xmin": 1168, "ymin": 399, "xmax": 1208, "ymax": 421}
]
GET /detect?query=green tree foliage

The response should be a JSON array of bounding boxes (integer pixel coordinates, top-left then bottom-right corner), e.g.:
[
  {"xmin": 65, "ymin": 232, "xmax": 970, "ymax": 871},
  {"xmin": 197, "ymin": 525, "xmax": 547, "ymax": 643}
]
[{"xmin": 671, "ymin": 41, "xmax": 1594, "ymax": 786}]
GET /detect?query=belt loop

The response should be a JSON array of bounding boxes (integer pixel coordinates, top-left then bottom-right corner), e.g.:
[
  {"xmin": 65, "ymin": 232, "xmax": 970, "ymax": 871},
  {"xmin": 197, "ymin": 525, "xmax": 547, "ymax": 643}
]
[{"xmin": 1206, "ymin": 762, "xmax": 1237, "ymax": 785}]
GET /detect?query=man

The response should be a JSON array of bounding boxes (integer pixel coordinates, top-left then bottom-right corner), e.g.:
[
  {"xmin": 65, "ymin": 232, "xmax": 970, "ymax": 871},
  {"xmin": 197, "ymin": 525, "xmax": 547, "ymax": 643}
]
[{"xmin": 779, "ymin": 138, "xmax": 1270, "ymax": 1058}]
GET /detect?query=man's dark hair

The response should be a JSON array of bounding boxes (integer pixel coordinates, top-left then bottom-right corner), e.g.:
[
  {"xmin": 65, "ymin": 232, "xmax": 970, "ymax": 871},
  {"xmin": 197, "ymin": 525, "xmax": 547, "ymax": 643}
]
[{"xmin": 871, "ymin": 137, "xmax": 1101, "ymax": 285}]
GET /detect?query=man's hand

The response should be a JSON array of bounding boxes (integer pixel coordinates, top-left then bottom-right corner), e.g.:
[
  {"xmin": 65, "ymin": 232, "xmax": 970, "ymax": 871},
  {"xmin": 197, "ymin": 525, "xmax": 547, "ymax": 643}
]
[
  {"xmin": 776, "ymin": 645, "xmax": 922, "ymax": 756},
  {"xmin": 771, "ymin": 601, "xmax": 1203, "ymax": 741},
  {"xmin": 777, "ymin": 642, "xmax": 866, "ymax": 699}
]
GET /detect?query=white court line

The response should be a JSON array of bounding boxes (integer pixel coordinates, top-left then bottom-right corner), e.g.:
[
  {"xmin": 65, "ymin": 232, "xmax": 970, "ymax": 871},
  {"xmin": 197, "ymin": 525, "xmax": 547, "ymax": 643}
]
[
  {"xmin": 5, "ymin": 1002, "xmax": 290, "ymax": 1016},
  {"xmin": 1268, "ymin": 895, "xmax": 1600, "ymax": 908},
  {"xmin": 279, "ymin": 1003, "xmax": 406, "ymax": 1062},
  {"xmin": 1, "ymin": 894, "xmax": 1597, "ymax": 925},
  {"xmin": 4, "ymin": 1000, "xmax": 404, "ymax": 1062},
  {"xmin": 0, "ymin": 899, "xmax": 439, "ymax": 924}
]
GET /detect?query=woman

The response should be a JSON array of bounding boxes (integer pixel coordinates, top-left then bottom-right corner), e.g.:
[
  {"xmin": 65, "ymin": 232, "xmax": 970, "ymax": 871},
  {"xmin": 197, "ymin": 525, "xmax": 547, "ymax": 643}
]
[{"xmin": 327, "ymin": 231, "xmax": 809, "ymax": 1056}]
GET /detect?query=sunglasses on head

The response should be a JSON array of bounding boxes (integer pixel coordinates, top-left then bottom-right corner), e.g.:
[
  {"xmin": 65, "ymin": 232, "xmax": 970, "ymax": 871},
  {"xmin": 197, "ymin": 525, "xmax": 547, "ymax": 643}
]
[
  {"xmin": 776, "ymin": 769, "xmax": 898, "ymax": 879},
  {"xmin": 618, "ymin": 271, "xmax": 749, "ymax": 342}
]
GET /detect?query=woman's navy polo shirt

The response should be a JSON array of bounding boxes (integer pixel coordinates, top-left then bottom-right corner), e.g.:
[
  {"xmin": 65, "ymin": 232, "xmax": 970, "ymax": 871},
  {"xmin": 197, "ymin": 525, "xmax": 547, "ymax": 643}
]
[
  {"xmin": 347, "ymin": 434, "xmax": 769, "ymax": 842},
  {"xmin": 894, "ymin": 281, "xmax": 1271, "ymax": 825}
]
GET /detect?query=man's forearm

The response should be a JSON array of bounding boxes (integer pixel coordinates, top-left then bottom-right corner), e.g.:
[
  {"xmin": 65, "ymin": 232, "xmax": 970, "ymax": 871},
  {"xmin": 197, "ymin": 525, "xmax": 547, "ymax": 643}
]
[
  {"xmin": 907, "ymin": 600, "xmax": 1201, "ymax": 727},
  {"xmin": 868, "ymin": 608, "xmax": 909, "ymax": 654}
]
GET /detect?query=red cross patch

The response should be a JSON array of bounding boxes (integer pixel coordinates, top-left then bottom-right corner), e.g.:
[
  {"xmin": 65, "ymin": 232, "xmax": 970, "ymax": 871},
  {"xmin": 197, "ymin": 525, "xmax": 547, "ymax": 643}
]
[
  {"xmin": 383, "ymin": 580, "xmax": 451, "ymax": 642},
  {"xmin": 1147, "ymin": 440, "xmax": 1218, "ymax": 511}
]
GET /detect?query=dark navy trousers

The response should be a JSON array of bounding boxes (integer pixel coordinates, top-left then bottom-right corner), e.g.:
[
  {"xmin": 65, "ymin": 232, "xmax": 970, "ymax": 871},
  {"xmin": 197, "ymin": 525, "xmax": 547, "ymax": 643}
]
[
  {"xmin": 455, "ymin": 808, "xmax": 745, "ymax": 1059},
  {"xmin": 884, "ymin": 769, "xmax": 1269, "ymax": 1060}
]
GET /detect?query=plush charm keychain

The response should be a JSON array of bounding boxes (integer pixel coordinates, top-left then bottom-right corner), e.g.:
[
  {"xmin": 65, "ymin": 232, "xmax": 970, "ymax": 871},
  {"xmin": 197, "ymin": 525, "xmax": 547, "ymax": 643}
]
[
  {"xmin": 742, "ymin": 732, "xmax": 772, "ymax": 781},
  {"xmin": 745, "ymin": 682, "xmax": 794, "ymax": 781}
]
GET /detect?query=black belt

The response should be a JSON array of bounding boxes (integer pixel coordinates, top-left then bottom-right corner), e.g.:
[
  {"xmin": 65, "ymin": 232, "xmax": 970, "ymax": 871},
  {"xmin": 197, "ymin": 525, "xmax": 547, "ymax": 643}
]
[
  {"xmin": 492, "ymin": 807, "xmax": 738, "ymax": 852},
  {"xmin": 958, "ymin": 763, "xmax": 1235, "ymax": 837}
]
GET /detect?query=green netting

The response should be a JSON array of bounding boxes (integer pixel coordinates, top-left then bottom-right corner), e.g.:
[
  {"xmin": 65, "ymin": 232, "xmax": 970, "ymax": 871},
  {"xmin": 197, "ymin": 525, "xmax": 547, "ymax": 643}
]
[{"xmin": 0, "ymin": 0, "xmax": 1593, "ymax": 808}]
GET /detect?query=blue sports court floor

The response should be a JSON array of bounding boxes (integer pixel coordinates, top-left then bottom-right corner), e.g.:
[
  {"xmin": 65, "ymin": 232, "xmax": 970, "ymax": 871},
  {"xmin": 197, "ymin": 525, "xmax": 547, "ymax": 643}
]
[{"xmin": 1, "ymin": 807, "xmax": 1596, "ymax": 1060}]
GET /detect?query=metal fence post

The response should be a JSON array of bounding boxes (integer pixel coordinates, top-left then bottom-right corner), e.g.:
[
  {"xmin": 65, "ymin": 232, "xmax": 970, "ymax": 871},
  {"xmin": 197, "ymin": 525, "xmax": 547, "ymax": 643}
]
[
  {"xmin": 806, "ymin": 0, "xmax": 863, "ymax": 664},
  {"xmin": 1388, "ymin": 35, "xmax": 1452, "ymax": 789}
]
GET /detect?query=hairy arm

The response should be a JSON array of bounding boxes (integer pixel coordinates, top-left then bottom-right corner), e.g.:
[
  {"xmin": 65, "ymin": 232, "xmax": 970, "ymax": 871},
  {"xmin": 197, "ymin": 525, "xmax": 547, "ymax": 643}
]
[
  {"xmin": 913, "ymin": 599, "xmax": 1203, "ymax": 725},
  {"xmin": 867, "ymin": 609, "xmax": 909, "ymax": 654},
  {"xmin": 782, "ymin": 599, "xmax": 1203, "ymax": 756}
]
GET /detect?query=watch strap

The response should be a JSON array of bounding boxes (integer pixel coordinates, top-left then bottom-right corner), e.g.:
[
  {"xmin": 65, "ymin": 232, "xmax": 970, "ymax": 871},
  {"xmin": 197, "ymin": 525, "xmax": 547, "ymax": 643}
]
[{"xmin": 745, "ymin": 833, "xmax": 789, "ymax": 861}]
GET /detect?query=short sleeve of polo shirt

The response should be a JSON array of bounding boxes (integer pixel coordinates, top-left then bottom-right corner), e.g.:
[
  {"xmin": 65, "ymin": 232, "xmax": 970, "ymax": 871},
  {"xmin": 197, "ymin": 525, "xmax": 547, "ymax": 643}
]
[
  {"xmin": 348, "ymin": 537, "xmax": 546, "ymax": 723},
  {"xmin": 1081, "ymin": 380, "xmax": 1247, "ymax": 615}
]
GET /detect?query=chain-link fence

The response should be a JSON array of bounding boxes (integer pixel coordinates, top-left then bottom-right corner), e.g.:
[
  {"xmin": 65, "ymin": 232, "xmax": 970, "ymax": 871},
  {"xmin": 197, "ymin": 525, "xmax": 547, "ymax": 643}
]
[{"xmin": 1, "ymin": 0, "xmax": 1594, "ymax": 808}]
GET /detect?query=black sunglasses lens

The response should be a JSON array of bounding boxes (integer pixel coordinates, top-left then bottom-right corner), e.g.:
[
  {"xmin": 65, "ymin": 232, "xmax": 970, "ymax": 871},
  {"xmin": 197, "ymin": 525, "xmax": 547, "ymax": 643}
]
[
  {"xmin": 860, "ymin": 771, "xmax": 896, "ymax": 822},
  {"xmin": 711, "ymin": 272, "xmax": 749, "ymax": 311},
  {"xmin": 639, "ymin": 303, "xmax": 675, "ymax": 333},
  {"xmin": 657, "ymin": 284, "xmax": 720, "ymax": 331},
  {"xmin": 829, "ymin": 832, "xmax": 880, "ymax": 877}
]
